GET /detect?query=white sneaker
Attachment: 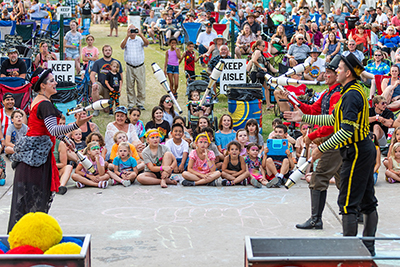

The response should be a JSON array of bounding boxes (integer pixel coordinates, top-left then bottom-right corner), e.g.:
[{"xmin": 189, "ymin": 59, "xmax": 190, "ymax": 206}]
[
  {"xmin": 122, "ymin": 180, "xmax": 131, "ymax": 187},
  {"xmin": 92, "ymin": 110, "xmax": 99, "ymax": 117},
  {"xmin": 109, "ymin": 178, "xmax": 116, "ymax": 186}
]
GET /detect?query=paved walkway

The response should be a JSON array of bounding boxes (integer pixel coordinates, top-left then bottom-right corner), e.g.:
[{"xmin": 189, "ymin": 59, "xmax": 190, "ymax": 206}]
[{"xmin": 0, "ymin": 158, "xmax": 399, "ymax": 266}]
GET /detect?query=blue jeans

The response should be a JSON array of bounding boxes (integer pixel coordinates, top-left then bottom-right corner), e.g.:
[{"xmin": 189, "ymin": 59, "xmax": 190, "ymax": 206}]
[{"xmin": 199, "ymin": 44, "xmax": 208, "ymax": 64}]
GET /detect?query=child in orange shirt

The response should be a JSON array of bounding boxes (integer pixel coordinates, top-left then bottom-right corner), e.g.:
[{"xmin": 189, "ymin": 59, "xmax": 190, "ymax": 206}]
[{"xmin": 109, "ymin": 130, "xmax": 145, "ymax": 171}]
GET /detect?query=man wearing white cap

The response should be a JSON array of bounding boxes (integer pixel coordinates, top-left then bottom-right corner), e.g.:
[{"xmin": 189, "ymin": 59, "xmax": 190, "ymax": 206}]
[{"xmin": 287, "ymin": 33, "xmax": 310, "ymax": 67}]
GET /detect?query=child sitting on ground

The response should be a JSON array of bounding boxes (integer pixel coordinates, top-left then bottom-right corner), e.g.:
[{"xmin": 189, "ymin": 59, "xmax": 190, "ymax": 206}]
[
  {"xmin": 70, "ymin": 128, "xmax": 86, "ymax": 152},
  {"xmin": 268, "ymin": 119, "xmax": 296, "ymax": 145},
  {"xmin": 166, "ymin": 123, "xmax": 189, "ymax": 173},
  {"xmin": 129, "ymin": 107, "xmax": 145, "ymax": 143},
  {"xmin": 200, "ymin": 127, "xmax": 224, "ymax": 169},
  {"xmin": 86, "ymin": 132, "xmax": 107, "ymax": 161},
  {"xmin": 215, "ymin": 114, "xmax": 237, "ymax": 154},
  {"xmin": 188, "ymin": 89, "xmax": 212, "ymax": 117},
  {"xmin": 5, "ymin": 110, "xmax": 28, "ymax": 155},
  {"xmin": 385, "ymin": 142, "xmax": 400, "ymax": 183},
  {"xmin": 182, "ymin": 132, "xmax": 221, "ymax": 186},
  {"xmin": 108, "ymin": 142, "xmax": 138, "ymax": 187},
  {"xmin": 109, "ymin": 130, "xmax": 144, "ymax": 172},
  {"xmin": 263, "ymin": 125, "xmax": 295, "ymax": 188},
  {"xmin": 295, "ymin": 122, "xmax": 311, "ymax": 159},
  {"xmin": 173, "ymin": 116, "xmax": 192, "ymax": 145},
  {"xmin": 71, "ymin": 141, "xmax": 110, "ymax": 189},
  {"xmin": 245, "ymin": 119, "xmax": 264, "ymax": 147},
  {"xmin": 221, "ymin": 141, "xmax": 249, "ymax": 186},
  {"xmin": 235, "ymin": 128, "xmax": 249, "ymax": 156},
  {"xmin": 137, "ymin": 129, "xmax": 178, "ymax": 188},
  {"xmin": 54, "ymin": 138, "xmax": 73, "ymax": 195},
  {"xmin": 245, "ymin": 143, "xmax": 267, "ymax": 188}
]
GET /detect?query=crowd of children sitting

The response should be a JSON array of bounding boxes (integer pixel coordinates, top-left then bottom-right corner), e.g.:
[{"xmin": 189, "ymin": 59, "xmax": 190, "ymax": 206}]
[{"xmin": 0, "ymin": 93, "xmax": 393, "ymax": 193}]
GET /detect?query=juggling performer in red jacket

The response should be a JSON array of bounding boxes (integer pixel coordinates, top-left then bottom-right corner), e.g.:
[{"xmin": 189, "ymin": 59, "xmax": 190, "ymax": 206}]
[{"xmin": 280, "ymin": 55, "xmax": 343, "ymax": 230}]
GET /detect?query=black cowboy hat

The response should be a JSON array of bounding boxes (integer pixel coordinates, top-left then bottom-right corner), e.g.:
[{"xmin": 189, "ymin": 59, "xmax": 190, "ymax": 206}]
[{"xmin": 340, "ymin": 53, "xmax": 365, "ymax": 79}]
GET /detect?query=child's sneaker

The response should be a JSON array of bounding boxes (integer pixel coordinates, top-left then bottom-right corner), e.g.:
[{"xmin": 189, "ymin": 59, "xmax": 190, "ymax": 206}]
[
  {"xmin": 240, "ymin": 179, "xmax": 247, "ymax": 186},
  {"xmin": 222, "ymin": 179, "xmax": 234, "ymax": 186},
  {"xmin": 109, "ymin": 178, "xmax": 116, "ymax": 186},
  {"xmin": 250, "ymin": 177, "xmax": 262, "ymax": 188},
  {"xmin": 109, "ymin": 109, "xmax": 114, "ymax": 116},
  {"xmin": 266, "ymin": 177, "xmax": 281, "ymax": 188},
  {"xmin": 206, "ymin": 180, "xmax": 216, "ymax": 186},
  {"xmin": 182, "ymin": 180, "xmax": 195, "ymax": 186},
  {"xmin": 122, "ymin": 180, "xmax": 131, "ymax": 187},
  {"xmin": 0, "ymin": 178, "xmax": 5, "ymax": 186},
  {"xmin": 76, "ymin": 182, "xmax": 85, "ymax": 188}
]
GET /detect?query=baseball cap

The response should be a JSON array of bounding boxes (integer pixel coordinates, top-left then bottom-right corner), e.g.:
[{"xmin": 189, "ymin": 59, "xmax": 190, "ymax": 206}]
[
  {"xmin": 205, "ymin": 22, "xmax": 212, "ymax": 27},
  {"xmin": 7, "ymin": 48, "xmax": 18, "ymax": 55},
  {"xmin": 225, "ymin": 10, "xmax": 230, "ymax": 14},
  {"xmin": 114, "ymin": 106, "xmax": 128, "ymax": 115},
  {"xmin": 3, "ymin": 93, "xmax": 14, "ymax": 100}
]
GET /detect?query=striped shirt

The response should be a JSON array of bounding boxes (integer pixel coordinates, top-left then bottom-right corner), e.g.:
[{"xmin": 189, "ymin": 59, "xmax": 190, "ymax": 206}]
[{"xmin": 0, "ymin": 107, "xmax": 16, "ymax": 138}]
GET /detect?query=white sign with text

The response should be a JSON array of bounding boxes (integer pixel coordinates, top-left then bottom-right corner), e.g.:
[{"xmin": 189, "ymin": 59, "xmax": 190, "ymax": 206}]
[
  {"xmin": 220, "ymin": 59, "xmax": 246, "ymax": 94},
  {"xmin": 48, "ymin": 60, "xmax": 75, "ymax": 82},
  {"xmin": 57, "ymin": 6, "xmax": 71, "ymax": 20}
]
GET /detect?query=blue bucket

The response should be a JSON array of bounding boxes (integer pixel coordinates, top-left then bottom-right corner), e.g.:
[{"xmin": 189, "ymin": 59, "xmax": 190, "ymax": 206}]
[{"xmin": 228, "ymin": 99, "xmax": 262, "ymax": 133}]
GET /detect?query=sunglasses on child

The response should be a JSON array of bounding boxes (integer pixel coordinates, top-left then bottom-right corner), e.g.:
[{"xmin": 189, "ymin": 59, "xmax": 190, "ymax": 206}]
[{"xmin": 90, "ymin": 145, "xmax": 100, "ymax": 150}]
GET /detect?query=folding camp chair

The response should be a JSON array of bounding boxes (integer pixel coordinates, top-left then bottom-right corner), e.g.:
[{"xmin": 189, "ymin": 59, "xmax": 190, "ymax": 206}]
[
  {"xmin": 182, "ymin": 22, "xmax": 202, "ymax": 44},
  {"xmin": 212, "ymin": 23, "xmax": 229, "ymax": 41},
  {"xmin": 17, "ymin": 21, "xmax": 37, "ymax": 44},
  {"xmin": 81, "ymin": 18, "xmax": 91, "ymax": 35},
  {"xmin": 37, "ymin": 18, "xmax": 51, "ymax": 37},
  {"xmin": 0, "ymin": 77, "xmax": 32, "ymax": 115},
  {"xmin": 211, "ymin": 12, "xmax": 219, "ymax": 22},
  {"xmin": 0, "ymin": 21, "xmax": 16, "ymax": 43}
]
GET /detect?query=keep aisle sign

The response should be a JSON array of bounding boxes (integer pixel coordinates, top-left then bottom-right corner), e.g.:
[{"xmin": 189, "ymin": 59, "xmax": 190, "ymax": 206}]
[
  {"xmin": 48, "ymin": 61, "xmax": 75, "ymax": 82},
  {"xmin": 57, "ymin": 6, "xmax": 71, "ymax": 19},
  {"xmin": 220, "ymin": 59, "xmax": 246, "ymax": 94}
]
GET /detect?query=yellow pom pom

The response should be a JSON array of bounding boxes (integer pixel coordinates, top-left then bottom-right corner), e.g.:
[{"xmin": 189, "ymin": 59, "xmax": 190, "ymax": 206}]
[
  {"xmin": 8, "ymin": 212, "xmax": 63, "ymax": 252},
  {"xmin": 44, "ymin": 243, "xmax": 81, "ymax": 255}
]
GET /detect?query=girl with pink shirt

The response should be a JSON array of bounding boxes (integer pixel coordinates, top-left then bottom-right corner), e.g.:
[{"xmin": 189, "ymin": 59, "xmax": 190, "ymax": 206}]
[
  {"xmin": 164, "ymin": 37, "xmax": 181, "ymax": 98},
  {"xmin": 81, "ymin": 35, "xmax": 99, "ymax": 71},
  {"xmin": 181, "ymin": 132, "xmax": 221, "ymax": 186}
]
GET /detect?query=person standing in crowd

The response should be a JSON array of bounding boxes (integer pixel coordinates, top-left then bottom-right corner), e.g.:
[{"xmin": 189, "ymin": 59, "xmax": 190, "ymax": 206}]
[
  {"xmin": 65, "ymin": 0, "xmax": 78, "ymax": 17},
  {"xmin": 280, "ymin": 55, "xmax": 342, "ymax": 228},
  {"xmin": 90, "ymin": 45, "xmax": 123, "ymax": 116},
  {"xmin": 108, "ymin": 0, "xmax": 120, "ymax": 37},
  {"xmin": 7, "ymin": 67, "xmax": 93, "ymax": 232},
  {"xmin": 80, "ymin": 0, "xmax": 93, "ymax": 27},
  {"xmin": 285, "ymin": 54, "xmax": 378, "ymax": 256},
  {"xmin": 120, "ymin": 24, "xmax": 149, "ymax": 111}
]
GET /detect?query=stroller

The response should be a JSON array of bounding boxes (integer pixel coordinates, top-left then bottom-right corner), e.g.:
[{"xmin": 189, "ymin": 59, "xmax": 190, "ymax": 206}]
[{"xmin": 185, "ymin": 75, "xmax": 218, "ymax": 131}]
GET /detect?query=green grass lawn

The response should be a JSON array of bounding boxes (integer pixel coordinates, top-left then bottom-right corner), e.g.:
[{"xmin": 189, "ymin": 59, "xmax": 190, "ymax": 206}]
[{"xmin": 87, "ymin": 23, "xmax": 326, "ymax": 138}]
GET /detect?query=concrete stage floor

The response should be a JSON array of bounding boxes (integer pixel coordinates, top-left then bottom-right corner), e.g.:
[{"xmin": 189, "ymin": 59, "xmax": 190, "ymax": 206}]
[{"xmin": 0, "ymin": 159, "xmax": 399, "ymax": 266}]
